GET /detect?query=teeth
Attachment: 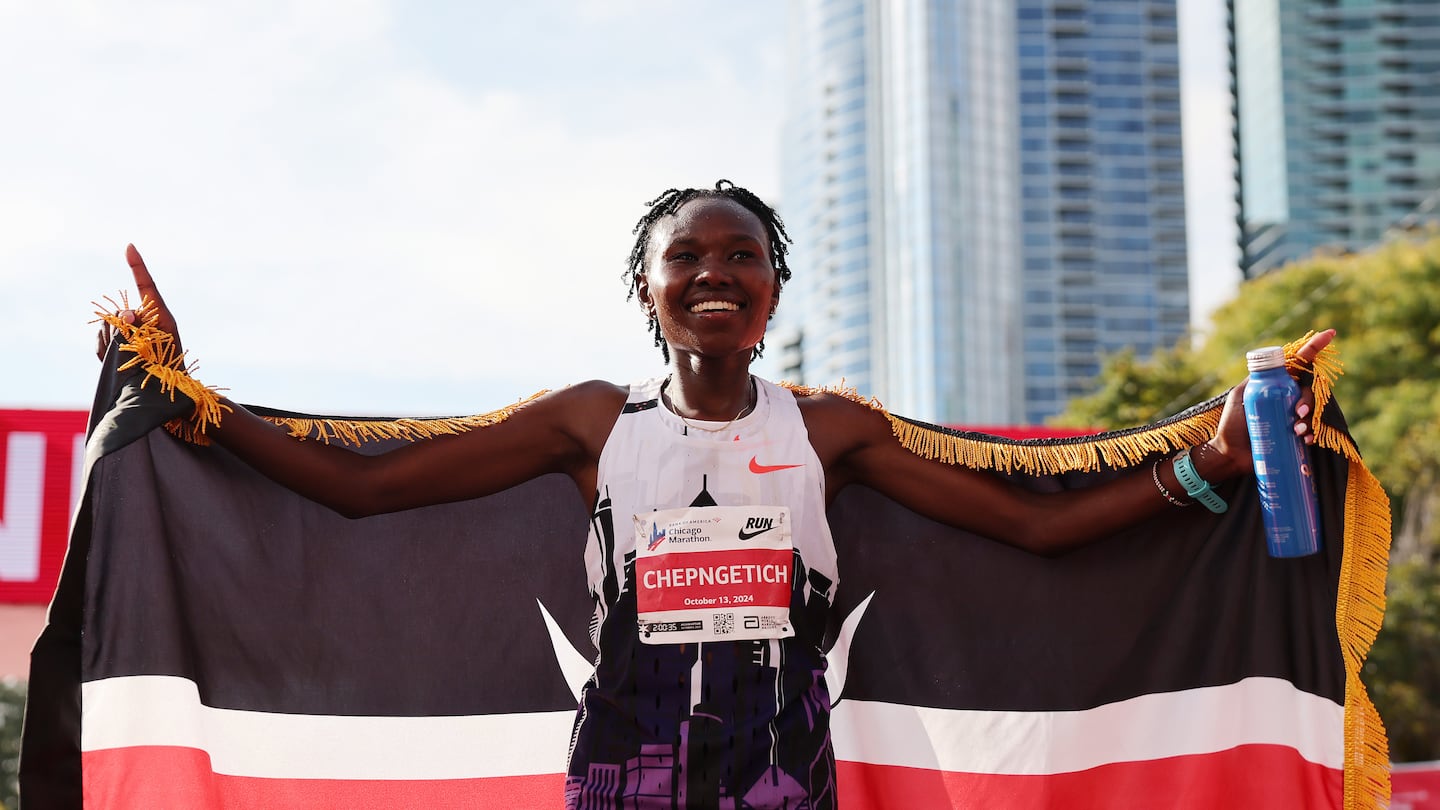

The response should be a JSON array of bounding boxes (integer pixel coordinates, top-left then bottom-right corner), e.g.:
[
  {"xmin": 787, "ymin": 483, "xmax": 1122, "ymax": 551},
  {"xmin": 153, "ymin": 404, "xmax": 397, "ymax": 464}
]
[{"xmin": 690, "ymin": 301, "xmax": 740, "ymax": 313}]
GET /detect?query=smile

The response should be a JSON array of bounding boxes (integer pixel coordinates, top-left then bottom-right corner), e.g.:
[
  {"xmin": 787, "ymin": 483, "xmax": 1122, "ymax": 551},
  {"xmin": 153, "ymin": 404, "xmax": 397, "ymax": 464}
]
[{"xmin": 689, "ymin": 301, "xmax": 742, "ymax": 313}]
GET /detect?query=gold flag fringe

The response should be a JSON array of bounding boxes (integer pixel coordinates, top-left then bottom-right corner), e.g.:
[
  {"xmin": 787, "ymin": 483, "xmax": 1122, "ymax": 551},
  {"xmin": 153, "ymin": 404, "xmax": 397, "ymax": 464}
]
[
  {"xmin": 93, "ymin": 296, "xmax": 231, "ymax": 442},
  {"xmin": 257, "ymin": 391, "xmax": 550, "ymax": 445},
  {"xmin": 1339, "ymin": 462, "xmax": 1393, "ymax": 810},
  {"xmin": 94, "ymin": 296, "xmax": 547, "ymax": 447},
  {"xmin": 1287, "ymin": 331, "xmax": 1343, "ymax": 434},
  {"xmin": 782, "ymin": 381, "xmax": 1223, "ymax": 475},
  {"xmin": 789, "ymin": 334, "xmax": 1343, "ymax": 477}
]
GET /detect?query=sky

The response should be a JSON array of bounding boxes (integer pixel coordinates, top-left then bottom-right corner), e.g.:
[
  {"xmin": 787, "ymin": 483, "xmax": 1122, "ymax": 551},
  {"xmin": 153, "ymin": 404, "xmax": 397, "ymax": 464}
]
[{"xmin": 0, "ymin": 0, "xmax": 1238, "ymax": 415}]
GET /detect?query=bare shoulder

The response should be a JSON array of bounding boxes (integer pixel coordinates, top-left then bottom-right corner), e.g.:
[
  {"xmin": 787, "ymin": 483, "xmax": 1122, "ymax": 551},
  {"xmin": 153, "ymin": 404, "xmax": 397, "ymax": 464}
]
[
  {"xmin": 518, "ymin": 378, "xmax": 628, "ymax": 412},
  {"xmin": 546, "ymin": 378, "xmax": 630, "ymax": 409},
  {"xmin": 791, "ymin": 386, "xmax": 890, "ymax": 431},
  {"xmin": 532, "ymin": 379, "xmax": 629, "ymax": 447},
  {"xmin": 791, "ymin": 387, "xmax": 893, "ymax": 470}
]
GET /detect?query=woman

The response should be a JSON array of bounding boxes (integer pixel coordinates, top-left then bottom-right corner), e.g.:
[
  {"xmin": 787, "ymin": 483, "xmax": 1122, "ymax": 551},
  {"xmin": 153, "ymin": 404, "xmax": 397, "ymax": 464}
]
[{"xmin": 116, "ymin": 180, "xmax": 1330, "ymax": 808}]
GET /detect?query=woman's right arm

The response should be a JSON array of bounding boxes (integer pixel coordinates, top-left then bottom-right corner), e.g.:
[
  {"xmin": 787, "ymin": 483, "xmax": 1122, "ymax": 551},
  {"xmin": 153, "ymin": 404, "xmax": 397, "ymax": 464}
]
[
  {"xmin": 122, "ymin": 245, "xmax": 624, "ymax": 518},
  {"xmin": 207, "ymin": 384, "xmax": 621, "ymax": 518}
]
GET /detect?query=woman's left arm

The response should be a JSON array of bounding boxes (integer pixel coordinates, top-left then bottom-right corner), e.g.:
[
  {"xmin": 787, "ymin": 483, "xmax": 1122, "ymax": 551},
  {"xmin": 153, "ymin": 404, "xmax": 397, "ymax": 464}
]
[{"xmin": 806, "ymin": 330, "xmax": 1334, "ymax": 556}]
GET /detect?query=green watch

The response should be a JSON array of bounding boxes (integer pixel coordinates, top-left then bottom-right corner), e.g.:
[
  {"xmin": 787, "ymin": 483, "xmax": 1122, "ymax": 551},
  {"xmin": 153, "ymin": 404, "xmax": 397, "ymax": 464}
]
[{"xmin": 1172, "ymin": 447, "xmax": 1228, "ymax": 514}]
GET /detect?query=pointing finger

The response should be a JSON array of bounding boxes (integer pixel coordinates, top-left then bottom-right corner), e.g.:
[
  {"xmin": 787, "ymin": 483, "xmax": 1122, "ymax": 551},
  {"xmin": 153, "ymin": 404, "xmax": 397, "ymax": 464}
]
[
  {"xmin": 126, "ymin": 244, "xmax": 166, "ymax": 309},
  {"xmin": 124, "ymin": 243, "xmax": 183, "ymax": 343}
]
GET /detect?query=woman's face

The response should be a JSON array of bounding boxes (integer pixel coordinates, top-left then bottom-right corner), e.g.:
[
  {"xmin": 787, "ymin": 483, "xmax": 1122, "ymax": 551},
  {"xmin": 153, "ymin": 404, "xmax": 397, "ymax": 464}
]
[{"xmin": 637, "ymin": 197, "xmax": 778, "ymax": 363}]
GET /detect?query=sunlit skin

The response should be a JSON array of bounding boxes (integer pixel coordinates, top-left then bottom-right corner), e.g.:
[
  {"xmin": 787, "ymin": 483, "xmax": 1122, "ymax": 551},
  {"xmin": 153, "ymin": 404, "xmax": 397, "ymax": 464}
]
[
  {"xmin": 637, "ymin": 197, "xmax": 779, "ymax": 421},
  {"xmin": 116, "ymin": 197, "xmax": 1334, "ymax": 556}
]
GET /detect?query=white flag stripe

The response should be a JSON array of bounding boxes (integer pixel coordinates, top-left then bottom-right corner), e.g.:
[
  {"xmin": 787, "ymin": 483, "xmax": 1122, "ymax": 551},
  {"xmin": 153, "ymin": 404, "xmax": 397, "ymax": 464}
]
[
  {"xmin": 82, "ymin": 675, "xmax": 1343, "ymax": 780},
  {"xmin": 81, "ymin": 676, "xmax": 575, "ymax": 780},
  {"xmin": 831, "ymin": 676, "xmax": 1345, "ymax": 775}
]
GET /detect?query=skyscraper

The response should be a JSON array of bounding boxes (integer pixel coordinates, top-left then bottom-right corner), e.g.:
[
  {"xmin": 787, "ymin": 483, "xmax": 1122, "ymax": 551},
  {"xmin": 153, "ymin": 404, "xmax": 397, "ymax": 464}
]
[
  {"xmin": 1232, "ymin": 0, "xmax": 1440, "ymax": 278},
  {"xmin": 780, "ymin": 0, "xmax": 1189, "ymax": 425},
  {"xmin": 779, "ymin": 0, "xmax": 879, "ymax": 399}
]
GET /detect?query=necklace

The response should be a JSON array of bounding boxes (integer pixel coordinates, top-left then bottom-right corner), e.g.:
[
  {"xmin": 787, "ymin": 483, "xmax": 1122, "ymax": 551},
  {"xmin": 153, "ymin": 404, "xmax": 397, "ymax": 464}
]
[{"xmin": 662, "ymin": 376, "xmax": 757, "ymax": 434}]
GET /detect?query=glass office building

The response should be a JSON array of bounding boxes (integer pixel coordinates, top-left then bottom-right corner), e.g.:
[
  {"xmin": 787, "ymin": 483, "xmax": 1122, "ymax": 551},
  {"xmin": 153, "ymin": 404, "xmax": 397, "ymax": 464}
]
[
  {"xmin": 1232, "ymin": 0, "xmax": 1440, "ymax": 278},
  {"xmin": 778, "ymin": 0, "xmax": 879, "ymax": 398},
  {"xmin": 783, "ymin": 0, "xmax": 1189, "ymax": 424}
]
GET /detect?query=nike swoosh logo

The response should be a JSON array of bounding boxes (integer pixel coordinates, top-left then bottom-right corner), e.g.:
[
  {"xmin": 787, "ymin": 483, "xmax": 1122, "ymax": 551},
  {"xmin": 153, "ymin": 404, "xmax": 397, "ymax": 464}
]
[
  {"xmin": 738, "ymin": 524, "xmax": 779, "ymax": 541},
  {"xmin": 749, "ymin": 456, "xmax": 803, "ymax": 474}
]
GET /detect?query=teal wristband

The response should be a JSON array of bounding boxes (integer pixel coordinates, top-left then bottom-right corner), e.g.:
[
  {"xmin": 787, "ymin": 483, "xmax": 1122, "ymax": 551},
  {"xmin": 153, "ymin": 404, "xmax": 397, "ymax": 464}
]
[{"xmin": 1172, "ymin": 447, "xmax": 1228, "ymax": 514}]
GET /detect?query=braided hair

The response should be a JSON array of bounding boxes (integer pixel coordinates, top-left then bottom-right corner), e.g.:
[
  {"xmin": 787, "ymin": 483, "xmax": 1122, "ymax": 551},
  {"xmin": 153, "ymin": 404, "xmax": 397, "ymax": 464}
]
[{"xmin": 624, "ymin": 180, "xmax": 793, "ymax": 363}]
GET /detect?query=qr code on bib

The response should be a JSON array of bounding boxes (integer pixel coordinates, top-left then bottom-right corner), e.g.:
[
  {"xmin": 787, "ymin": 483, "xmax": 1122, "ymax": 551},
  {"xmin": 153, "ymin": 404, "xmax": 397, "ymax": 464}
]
[{"xmin": 714, "ymin": 613, "xmax": 735, "ymax": 635}]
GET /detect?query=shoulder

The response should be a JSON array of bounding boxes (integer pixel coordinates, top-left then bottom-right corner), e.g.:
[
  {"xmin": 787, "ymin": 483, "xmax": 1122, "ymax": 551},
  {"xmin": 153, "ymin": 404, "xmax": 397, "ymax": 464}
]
[
  {"xmin": 787, "ymin": 385, "xmax": 894, "ymax": 469},
  {"xmin": 788, "ymin": 385, "xmax": 888, "ymax": 430},
  {"xmin": 538, "ymin": 379, "xmax": 629, "ymax": 427},
  {"xmin": 501, "ymin": 379, "xmax": 628, "ymax": 458},
  {"xmin": 547, "ymin": 378, "xmax": 630, "ymax": 408}
]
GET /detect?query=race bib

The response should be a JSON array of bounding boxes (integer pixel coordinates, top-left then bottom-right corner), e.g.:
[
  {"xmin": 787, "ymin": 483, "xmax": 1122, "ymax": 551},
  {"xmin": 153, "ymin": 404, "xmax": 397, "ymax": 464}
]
[{"xmin": 634, "ymin": 505, "xmax": 794, "ymax": 645}]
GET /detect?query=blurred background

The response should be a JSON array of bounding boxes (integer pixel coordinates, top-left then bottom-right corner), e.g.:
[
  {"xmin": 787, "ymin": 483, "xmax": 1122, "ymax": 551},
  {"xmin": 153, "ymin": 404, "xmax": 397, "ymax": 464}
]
[{"xmin": 2, "ymin": 1, "xmax": 1437, "ymax": 806}]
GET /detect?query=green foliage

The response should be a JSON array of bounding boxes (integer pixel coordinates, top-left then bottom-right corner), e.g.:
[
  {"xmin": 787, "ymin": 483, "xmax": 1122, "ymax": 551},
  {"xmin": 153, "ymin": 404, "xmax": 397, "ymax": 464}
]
[
  {"xmin": 1058, "ymin": 234, "xmax": 1440, "ymax": 762},
  {"xmin": 0, "ymin": 679, "xmax": 23, "ymax": 810},
  {"xmin": 1052, "ymin": 344, "xmax": 1209, "ymax": 427},
  {"xmin": 1366, "ymin": 558, "xmax": 1440, "ymax": 762}
]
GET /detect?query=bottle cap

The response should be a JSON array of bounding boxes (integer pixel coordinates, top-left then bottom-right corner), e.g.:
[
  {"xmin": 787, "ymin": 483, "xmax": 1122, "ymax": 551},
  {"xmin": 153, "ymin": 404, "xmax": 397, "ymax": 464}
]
[{"xmin": 1246, "ymin": 346, "xmax": 1286, "ymax": 372}]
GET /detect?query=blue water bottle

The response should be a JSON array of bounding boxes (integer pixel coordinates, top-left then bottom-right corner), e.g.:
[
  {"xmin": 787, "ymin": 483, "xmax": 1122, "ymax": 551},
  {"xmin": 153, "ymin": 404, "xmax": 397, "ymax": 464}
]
[{"xmin": 1242, "ymin": 347, "xmax": 1321, "ymax": 557}]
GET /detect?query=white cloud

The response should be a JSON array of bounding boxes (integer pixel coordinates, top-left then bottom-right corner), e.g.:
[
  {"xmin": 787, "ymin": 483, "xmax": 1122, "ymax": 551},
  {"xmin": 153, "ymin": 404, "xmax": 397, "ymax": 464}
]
[{"xmin": 0, "ymin": 1, "xmax": 784, "ymax": 412}]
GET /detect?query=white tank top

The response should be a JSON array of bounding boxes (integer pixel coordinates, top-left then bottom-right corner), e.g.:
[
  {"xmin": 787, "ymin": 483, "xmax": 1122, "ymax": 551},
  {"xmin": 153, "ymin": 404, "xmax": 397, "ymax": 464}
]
[
  {"xmin": 565, "ymin": 375, "xmax": 842, "ymax": 809},
  {"xmin": 584, "ymin": 376, "xmax": 838, "ymax": 630}
]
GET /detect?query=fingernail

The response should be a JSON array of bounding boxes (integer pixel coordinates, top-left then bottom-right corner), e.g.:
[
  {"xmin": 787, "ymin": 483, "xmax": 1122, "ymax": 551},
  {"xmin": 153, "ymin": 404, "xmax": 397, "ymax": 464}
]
[
  {"xmin": 1294, "ymin": 422, "xmax": 1307, "ymax": 436},
  {"xmin": 121, "ymin": 309, "xmax": 135, "ymax": 324},
  {"xmin": 1297, "ymin": 403, "xmax": 1311, "ymax": 418}
]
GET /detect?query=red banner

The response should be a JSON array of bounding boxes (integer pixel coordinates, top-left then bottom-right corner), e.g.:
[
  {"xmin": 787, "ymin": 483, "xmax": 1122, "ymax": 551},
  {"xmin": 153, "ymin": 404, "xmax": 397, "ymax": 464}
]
[
  {"xmin": 0, "ymin": 409, "xmax": 88, "ymax": 603},
  {"xmin": 1392, "ymin": 761, "xmax": 1440, "ymax": 810},
  {"xmin": 638, "ymin": 548, "xmax": 793, "ymax": 611}
]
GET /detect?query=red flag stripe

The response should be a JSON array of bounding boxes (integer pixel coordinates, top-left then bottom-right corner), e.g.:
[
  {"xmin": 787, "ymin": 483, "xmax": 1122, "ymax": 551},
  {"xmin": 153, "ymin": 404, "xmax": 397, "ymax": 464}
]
[
  {"xmin": 833, "ymin": 745, "xmax": 1344, "ymax": 810},
  {"xmin": 82, "ymin": 746, "xmax": 563, "ymax": 810},
  {"xmin": 82, "ymin": 744, "xmax": 1341, "ymax": 810},
  {"xmin": 82, "ymin": 675, "xmax": 1342, "ymax": 780}
]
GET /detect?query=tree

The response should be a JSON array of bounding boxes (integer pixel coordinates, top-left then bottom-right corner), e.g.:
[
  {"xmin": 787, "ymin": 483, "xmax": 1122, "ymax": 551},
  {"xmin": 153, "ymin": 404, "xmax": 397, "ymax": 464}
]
[
  {"xmin": 1057, "ymin": 233, "xmax": 1440, "ymax": 760},
  {"xmin": 1366, "ymin": 556, "xmax": 1440, "ymax": 762},
  {"xmin": 1057, "ymin": 344, "xmax": 1206, "ymax": 429},
  {"xmin": 0, "ymin": 679, "xmax": 23, "ymax": 810}
]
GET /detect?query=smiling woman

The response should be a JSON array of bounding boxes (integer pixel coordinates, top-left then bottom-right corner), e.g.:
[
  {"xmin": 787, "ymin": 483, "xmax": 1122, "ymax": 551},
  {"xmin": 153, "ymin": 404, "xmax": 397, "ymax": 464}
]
[
  {"xmin": 95, "ymin": 179, "xmax": 1332, "ymax": 809},
  {"xmin": 623, "ymin": 181, "xmax": 794, "ymax": 367}
]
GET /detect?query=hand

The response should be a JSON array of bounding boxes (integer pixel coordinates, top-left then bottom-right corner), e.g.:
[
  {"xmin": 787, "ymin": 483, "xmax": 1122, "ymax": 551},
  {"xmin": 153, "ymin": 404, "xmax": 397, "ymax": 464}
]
[
  {"xmin": 97, "ymin": 244, "xmax": 183, "ymax": 362},
  {"xmin": 125, "ymin": 244, "xmax": 182, "ymax": 340},
  {"xmin": 95, "ymin": 308, "xmax": 133, "ymax": 361},
  {"xmin": 1205, "ymin": 329, "xmax": 1336, "ymax": 476}
]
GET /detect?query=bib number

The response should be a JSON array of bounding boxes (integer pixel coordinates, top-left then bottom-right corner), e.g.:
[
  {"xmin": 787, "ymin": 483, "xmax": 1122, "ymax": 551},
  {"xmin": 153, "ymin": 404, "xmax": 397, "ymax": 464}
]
[{"xmin": 634, "ymin": 505, "xmax": 794, "ymax": 644}]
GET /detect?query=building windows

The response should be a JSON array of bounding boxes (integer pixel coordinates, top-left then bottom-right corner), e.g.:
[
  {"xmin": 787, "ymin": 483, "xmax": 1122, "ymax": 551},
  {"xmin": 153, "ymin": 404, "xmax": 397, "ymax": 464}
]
[{"xmin": 785, "ymin": 0, "xmax": 1188, "ymax": 424}]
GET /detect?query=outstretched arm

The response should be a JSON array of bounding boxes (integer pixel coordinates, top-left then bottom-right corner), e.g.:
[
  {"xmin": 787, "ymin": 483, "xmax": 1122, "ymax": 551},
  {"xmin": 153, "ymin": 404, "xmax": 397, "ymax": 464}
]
[
  {"xmin": 118, "ymin": 245, "xmax": 623, "ymax": 517},
  {"xmin": 804, "ymin": 330, "xmax": 1334, "ymax": 556}
]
